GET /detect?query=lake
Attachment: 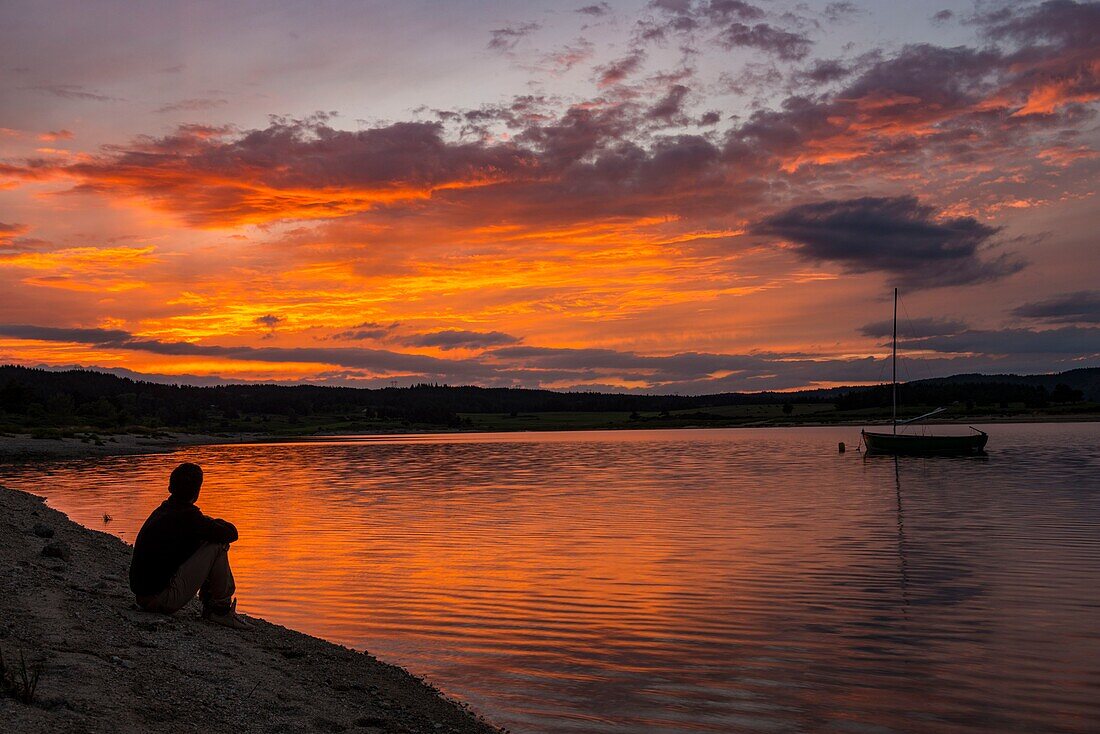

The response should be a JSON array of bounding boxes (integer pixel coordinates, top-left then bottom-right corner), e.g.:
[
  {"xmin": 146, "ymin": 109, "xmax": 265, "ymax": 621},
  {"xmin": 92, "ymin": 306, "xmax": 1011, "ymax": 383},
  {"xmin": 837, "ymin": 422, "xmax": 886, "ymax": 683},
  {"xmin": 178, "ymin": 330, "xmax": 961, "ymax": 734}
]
[{"xmin": 2, "ymin": 424, "xmax": 1099, "ymax": 733}]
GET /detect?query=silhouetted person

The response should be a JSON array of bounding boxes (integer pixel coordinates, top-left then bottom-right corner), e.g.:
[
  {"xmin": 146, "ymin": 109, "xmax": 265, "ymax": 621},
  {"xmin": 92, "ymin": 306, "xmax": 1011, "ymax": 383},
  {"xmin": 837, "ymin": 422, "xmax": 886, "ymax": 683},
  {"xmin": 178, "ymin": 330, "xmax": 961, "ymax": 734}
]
[{"xmin": 129, "ymin": 462, "xmax": 251, "ymax": 629}]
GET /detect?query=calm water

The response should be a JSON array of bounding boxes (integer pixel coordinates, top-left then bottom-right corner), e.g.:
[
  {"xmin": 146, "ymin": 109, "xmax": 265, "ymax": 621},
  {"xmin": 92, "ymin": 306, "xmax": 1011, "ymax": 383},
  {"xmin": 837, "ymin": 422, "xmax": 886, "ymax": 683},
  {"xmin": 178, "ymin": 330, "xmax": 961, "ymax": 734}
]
[{"xmin": 3, "ymin": 425, "xmax": 1099, "ymax": 733}]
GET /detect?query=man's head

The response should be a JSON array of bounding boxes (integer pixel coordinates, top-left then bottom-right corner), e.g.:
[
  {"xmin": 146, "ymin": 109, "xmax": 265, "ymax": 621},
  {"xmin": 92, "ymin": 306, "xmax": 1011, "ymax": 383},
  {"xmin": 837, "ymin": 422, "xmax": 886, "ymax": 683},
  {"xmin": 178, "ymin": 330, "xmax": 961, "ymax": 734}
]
[{"xmin": 168, "ymin": 462, "xmax": 203, "ymax": 502}]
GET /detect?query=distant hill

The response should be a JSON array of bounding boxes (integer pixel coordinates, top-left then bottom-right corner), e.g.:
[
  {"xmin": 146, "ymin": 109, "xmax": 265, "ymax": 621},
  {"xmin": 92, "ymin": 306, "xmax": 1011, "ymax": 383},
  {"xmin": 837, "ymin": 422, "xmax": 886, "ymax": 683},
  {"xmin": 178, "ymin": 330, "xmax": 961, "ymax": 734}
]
[
  {"xmin": 0, "ymin": 365, "xmax": 831, "ymax": 432},
  {"xmin": 1, "ymin": 364, "xmax": 1097, "ymax": 434},
  {"xmin": 912, "ymin": 368, "xmax": 1100, "ymax": 401},
  {"xmin": 831, "ymin": 368, "xmax": 1100, "ymax": 412}
]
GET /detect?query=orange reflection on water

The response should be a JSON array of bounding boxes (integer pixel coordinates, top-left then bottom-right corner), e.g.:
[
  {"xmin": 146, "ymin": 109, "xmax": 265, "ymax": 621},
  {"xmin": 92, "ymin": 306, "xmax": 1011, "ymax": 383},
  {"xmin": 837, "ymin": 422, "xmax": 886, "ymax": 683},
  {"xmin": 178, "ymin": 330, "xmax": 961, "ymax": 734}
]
[{"xmin": 4, "ymin": 426, "xmax": 1099, "ymax": 734}]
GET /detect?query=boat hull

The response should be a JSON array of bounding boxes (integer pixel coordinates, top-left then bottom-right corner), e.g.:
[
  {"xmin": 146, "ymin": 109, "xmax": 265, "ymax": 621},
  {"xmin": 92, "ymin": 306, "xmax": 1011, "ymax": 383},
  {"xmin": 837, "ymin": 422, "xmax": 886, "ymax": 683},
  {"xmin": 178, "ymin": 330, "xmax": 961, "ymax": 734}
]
[{"xmin": 861, "ymin": 429, "xmax": 988, "ymax": 456}]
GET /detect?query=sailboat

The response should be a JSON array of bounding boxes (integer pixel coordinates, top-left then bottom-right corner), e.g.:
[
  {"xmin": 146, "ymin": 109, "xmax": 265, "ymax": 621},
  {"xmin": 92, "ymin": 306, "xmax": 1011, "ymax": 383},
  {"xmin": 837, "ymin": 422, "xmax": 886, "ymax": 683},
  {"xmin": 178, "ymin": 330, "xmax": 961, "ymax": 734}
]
[{"xmin": 861, "ymin": 289, "xmax": 989, "ymax": 456}]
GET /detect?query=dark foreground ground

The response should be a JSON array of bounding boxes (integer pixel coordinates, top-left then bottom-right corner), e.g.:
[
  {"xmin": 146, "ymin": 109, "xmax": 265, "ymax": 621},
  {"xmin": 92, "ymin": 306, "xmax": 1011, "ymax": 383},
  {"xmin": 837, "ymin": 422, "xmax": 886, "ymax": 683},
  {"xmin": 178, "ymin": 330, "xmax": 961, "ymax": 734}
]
[{"xmin": 0, "ymin": 485, "xmax": 501, "ymax": 734}]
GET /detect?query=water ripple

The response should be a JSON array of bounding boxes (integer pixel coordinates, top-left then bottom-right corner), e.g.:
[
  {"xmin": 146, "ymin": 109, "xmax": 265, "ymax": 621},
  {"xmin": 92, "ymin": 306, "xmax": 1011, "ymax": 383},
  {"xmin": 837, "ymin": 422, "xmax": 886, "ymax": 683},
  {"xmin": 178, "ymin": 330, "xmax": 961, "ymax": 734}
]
[{"xmin": 3, "ymin": 424, "xmax": 1099, "ymax": 733}]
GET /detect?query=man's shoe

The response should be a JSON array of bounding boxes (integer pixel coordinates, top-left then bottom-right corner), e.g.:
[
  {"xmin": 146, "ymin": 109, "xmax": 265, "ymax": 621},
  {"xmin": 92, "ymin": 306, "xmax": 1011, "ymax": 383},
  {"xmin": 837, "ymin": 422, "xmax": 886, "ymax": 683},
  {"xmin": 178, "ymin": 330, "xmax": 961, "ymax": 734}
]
[{"xmin": 204, "ymin": 598, "xmax": 253, "ymax": 630}]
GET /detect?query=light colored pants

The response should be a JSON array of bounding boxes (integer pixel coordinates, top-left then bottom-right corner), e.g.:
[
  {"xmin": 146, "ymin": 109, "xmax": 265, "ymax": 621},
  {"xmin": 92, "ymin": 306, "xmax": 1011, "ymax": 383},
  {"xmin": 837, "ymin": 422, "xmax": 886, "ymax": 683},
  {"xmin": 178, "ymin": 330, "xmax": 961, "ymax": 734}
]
[{"xmin": 137, "ymin": 542, "xmax": 235, "ymax": 614}]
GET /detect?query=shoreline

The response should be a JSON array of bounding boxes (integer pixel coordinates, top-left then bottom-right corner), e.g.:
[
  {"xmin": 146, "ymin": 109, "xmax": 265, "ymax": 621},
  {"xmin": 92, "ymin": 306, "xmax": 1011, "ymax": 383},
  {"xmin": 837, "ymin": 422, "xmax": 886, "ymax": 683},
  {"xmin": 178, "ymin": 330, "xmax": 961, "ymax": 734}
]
[
  {"xmin": 0, "ymin": 484, "xmax": 502, "ymax": 734},
  {"xmin": 3, "ymin": 414, "xmax": 1098, "ymax": 462},
  {"xmin": 0, "ymin": 432, "xmax": 261, "ymax": 462}
]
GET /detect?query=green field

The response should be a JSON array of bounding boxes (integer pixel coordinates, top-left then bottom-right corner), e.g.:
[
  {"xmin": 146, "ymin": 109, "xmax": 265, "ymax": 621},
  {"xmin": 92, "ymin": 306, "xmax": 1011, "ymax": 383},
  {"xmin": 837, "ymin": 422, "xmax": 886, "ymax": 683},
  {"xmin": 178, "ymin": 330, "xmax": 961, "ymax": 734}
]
[{"xmin": 463, "ymin": 403, "xmax": 848, "ymax": 432}]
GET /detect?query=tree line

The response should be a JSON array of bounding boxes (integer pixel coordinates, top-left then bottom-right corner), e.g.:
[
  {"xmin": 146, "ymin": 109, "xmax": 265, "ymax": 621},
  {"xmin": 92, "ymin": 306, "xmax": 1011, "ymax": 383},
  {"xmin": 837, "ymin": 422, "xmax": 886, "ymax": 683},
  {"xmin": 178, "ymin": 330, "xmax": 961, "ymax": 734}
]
[{"xmin": 0, "ymin": 364, "xmax": 1094, "ymax": 432}]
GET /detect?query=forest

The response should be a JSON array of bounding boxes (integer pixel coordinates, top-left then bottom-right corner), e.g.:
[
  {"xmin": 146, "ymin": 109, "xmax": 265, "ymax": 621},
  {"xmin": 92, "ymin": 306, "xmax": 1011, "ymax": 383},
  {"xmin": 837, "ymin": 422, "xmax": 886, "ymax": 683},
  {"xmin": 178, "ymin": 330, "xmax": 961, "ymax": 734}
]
[{"xmin": 0, "ymin": 364, "xmax": 1096, "ymax": 436}]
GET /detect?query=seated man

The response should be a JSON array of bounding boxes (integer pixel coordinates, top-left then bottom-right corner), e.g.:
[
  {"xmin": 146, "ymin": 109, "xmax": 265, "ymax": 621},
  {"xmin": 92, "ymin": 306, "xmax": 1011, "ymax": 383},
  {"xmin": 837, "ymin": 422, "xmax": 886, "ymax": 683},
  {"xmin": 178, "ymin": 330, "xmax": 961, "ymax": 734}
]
[{"xmin": 129, "ymin": 462, "xmax": 251, "ymax": 629}]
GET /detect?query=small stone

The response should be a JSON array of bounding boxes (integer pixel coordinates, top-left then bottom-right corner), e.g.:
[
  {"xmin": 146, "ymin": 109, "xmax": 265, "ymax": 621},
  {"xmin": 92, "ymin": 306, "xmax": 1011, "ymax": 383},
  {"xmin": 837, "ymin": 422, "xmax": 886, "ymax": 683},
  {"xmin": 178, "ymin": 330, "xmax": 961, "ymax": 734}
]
[
  {"xmin": 32, "ymin": 522, "xmax": 55, "ymax": 538},
  {"xmin": 42, "ymin": 540, "xmax": 71, "ymax": 561}
]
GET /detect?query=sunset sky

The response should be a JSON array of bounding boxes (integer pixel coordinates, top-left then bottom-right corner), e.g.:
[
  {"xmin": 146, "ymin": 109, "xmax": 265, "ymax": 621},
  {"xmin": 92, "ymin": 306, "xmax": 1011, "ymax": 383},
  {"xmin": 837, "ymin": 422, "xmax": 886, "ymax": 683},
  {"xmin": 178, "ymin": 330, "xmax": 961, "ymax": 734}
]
[{"xmin": 1, "ymin": 0, "xmax": 1097, "ymax": 392}]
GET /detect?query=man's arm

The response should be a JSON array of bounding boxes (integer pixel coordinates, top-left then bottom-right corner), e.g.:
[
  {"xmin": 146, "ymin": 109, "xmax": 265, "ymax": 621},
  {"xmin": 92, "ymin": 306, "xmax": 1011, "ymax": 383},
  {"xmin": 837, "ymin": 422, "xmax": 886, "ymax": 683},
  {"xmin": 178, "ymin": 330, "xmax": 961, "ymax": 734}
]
[{"xmin": 191, "ymin": 510, "xmax": 239, "ymax": 544}]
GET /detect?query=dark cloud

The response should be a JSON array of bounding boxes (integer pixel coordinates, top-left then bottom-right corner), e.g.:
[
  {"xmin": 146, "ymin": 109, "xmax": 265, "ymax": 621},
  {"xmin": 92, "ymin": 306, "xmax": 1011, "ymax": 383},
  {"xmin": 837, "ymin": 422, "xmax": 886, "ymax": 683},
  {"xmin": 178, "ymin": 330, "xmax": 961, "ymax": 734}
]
[
  {"xmin": 595, "ymin": 51, "xmax": 646, "ymax": 86},
  {"xmin": 703, "ymin": 1, "xmax": 765, "ymax": 22},
  {"xmin": 483, "ymin": 343, "xmax": 1093, "ymax": 391},
  {"xmin": 490, "ymin": 345, "xmax": 762, "ymax": 376},
  {"xmin": 23, "ymin": 84, "xmax": 118, "ymax": 102},
  {"xmin": 650, "ymin": 0, "xmax": 694, "ymax": 12},
  {"xmin": 648, "ymin": 0, "xmax": 764, "ymax": 28},
  {"xmin": 724, "ymin": 16, "xmax": 1098, "ymax": 175},
  {"xmin": 634, "ymin": 2, "xmax": 690, "ymax": 43},
  {"xmin": 511, "ymin": 103, "xmax": 630, "ymax": 168},
  {"xmin": 155, "ymin": 97, "xmax": 228, "ymax": 114},
  {"xmin": 971, "ymin": 0, "xmax": 1100, "ymax": 116},
  {"xmin": 0, "ymin": 222, "xmax": 49, "ymax": 253},
  {"xmin": 645, "ymin": 0, "xmax": 701, "ymax": 35},
  {"xmin": 978, "ymin": 0, "xmax": 1100, "ymax": 47},
  {"xmin": 716, "ymin": 23, "xmax": 813, "ymax": 60},
  {"xmin": 3, "ymin": 2, "xmax": 1095, "ymax": 252},
  {"xmin": 28, "ymin": 118, "xmax": 541, "ymax": 227},
  {"xmin": 576, "ymin": 3, "xmax": 611, "ymax": 16},
  {"xmin": 753, "ymin": 196, "xmax": 1025, "ymax": 288},
  {"xmin": 932, "ymin": 9, "xmax": 954, "ymax": 24},
  {"xmin": 721, "ymin": 62, "xmax": 783, "ymax": 95},
  {"xmin": 539, "ymin": 40, "xmax": 596, "ymax": 73},
  {"xmin": 0, "ymin": 324, "xmax": 472, "ymax": 376},
  {"xmin": 254, "ymin": 314, "xmax": 283, "ymax": 328},
  {"xmin": 823, "ymin": 2, "xmax": 860, "ymax": 22},
  {"xmin": 404, "ymin": 330, "xmax": 521, "ymax": 350},
  {"xmin": 646, "ymin": 84, "xmax": 690, "ymax": 123},
  {"xmin": 698, "ymin": 110, "xmax": 721, "ymax": 125},
  {"xmin": 833, "ymin": 43, "xmax": 998, "ymax": 110},
  {"xmin": 487, "ymin": 22, "xmax": 541, "ymax": 53},
  {"xmin": 2, "ymin": 323, "xmax": 1095, "ymax": 393},
  {"xmin": 792, "ymin": 58, "xmax": 851, "ymax": 85},
  {"xmin": 860, "ymin": 317, "xmax": 969, "ymax": 339},
  {"xmin": 900, "ymin": 327, "xmax": 1100, "ymax": 355},
  {"xmin": 331, "ymin": 329, "xmax": 390, "ymax": 341},
  {"xmin": 637, "ymin": 1, "xmax": 808, "ymax": 58},
  {"xmin": 0, "ymin": 325, "xmax": 134, "ymax": 344},
  {"xmin": 330, "ymin": 322, "xmax": 400, "ymax": 341},
  {"xmin": 1012, "ymin": 291, "xmax": 1100, "ymax": 323},
  {"xmin": 0, "ymin": 222, "xmax": 30, "ymax": 246},
  {"xmin": 2, "ymin": 99, "xmax": 749, "ymax": 233}
]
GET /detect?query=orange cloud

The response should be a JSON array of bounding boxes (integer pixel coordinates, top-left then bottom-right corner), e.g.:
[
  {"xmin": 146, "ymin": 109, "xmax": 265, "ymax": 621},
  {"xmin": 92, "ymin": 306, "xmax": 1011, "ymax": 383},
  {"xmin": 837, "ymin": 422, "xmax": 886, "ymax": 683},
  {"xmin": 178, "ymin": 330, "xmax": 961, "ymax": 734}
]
[
  {"xmin": 38, "ymin": 129, "xmax": 74, "ymax": 142},
  {"xmin": 0, "ymin": 222, "xmax": 31, "ymax": 247},
  {"xmin": 0, "ymin": 0, "xmax": 1097, "ymax": 391},
  {"xmin": 0, "ymin": 246, "xmax": 158, "ymax": 292}
]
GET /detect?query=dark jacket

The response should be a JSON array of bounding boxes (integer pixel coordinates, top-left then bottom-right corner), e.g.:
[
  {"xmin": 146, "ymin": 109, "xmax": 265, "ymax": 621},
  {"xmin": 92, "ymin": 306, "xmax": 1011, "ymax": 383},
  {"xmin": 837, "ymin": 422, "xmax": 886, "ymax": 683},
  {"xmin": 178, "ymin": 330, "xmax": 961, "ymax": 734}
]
[{"xmin": 129, "ymin": 496, "xmax": 239, "ymax": 596}]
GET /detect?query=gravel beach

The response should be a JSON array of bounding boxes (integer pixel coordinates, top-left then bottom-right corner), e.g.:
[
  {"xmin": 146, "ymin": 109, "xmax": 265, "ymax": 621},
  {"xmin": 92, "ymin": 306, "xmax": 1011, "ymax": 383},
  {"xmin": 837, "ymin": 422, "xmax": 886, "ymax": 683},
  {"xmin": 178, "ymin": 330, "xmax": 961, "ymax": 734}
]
[{"xmin": 0, "ymin": 484, "xmax": 502, "ymax": 734}]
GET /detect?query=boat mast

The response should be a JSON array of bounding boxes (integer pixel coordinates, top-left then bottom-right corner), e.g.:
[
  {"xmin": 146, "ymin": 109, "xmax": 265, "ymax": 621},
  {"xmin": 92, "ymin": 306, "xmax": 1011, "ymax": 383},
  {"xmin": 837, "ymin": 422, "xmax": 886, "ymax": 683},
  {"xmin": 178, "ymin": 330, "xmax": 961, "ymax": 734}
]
[{"xmin": 892, "ymin": 287, "xmax": 898, "ymax": 435}]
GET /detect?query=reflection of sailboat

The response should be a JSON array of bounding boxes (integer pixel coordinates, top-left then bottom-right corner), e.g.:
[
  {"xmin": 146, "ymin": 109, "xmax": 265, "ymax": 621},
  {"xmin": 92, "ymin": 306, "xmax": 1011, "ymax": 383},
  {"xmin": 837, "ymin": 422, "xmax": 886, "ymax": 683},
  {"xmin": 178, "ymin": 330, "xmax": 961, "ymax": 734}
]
[
  {"xmin": 894, "ymin": 457, "xmax": 909, "ymax": 614},
  {"xmin": 862, "ymin": 289, "xmax": 988, "ymax": 455}
]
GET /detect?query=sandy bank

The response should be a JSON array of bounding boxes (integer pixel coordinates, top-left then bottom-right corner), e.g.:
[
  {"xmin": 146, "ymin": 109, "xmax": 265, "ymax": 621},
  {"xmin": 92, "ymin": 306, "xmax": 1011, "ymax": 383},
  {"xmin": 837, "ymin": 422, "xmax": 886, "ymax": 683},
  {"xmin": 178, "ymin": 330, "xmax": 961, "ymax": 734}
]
[{"xmin": 0, "ymin": 485, "xmax": 501, "ymax": 734}]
